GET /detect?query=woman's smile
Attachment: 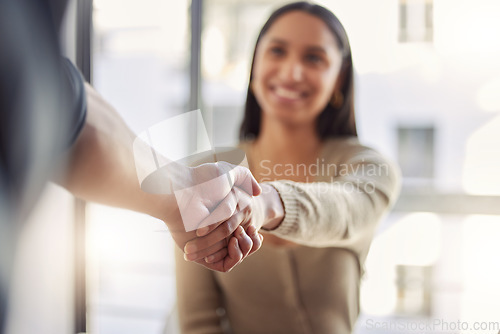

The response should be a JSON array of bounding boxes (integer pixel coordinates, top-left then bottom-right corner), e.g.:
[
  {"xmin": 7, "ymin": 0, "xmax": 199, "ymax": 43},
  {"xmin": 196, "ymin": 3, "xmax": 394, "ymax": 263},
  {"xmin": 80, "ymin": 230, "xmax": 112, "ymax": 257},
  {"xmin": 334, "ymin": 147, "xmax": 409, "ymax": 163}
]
[{"xmin": 270, "ymin": 84, "xmax": 308, "ymax": 103}]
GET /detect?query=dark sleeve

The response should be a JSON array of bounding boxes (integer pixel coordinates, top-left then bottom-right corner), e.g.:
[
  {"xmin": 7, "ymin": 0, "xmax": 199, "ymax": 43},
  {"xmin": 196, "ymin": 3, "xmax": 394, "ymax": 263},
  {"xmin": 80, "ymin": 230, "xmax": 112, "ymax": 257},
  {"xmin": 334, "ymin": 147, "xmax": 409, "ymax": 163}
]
[{"xmin": 60, "ymin": 57, "xmax": 87, "ymax": 147}]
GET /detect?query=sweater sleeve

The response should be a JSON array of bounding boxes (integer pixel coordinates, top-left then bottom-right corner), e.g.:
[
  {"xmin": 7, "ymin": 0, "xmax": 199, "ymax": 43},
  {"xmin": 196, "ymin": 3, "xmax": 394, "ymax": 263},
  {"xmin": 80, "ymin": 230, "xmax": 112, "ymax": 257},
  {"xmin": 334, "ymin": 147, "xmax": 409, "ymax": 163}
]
[
  {"xmin": 265, "ymin": 145, "xmax": 401, "ymax": 255},
  {"xmin": 175, "ymin": 247, "xmax": 225, "ymax": 334}
]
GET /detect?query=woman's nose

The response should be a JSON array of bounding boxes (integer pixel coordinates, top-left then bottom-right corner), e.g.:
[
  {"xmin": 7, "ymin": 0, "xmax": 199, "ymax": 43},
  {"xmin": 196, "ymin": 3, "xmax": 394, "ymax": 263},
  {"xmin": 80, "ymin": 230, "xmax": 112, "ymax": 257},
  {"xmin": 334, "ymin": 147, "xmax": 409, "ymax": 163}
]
[{"xmin": 279, "ymin": 57, "xmax": 304, "ymax": 82}]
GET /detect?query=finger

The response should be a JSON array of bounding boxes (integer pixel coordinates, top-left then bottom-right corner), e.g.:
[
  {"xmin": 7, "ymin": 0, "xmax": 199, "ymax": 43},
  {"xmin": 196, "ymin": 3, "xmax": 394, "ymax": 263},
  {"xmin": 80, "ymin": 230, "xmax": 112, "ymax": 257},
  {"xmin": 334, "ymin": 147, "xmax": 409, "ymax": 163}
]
[
  {"xmin": 204, "ymin": 247, "xmax": 228, "ymax": 264},
  {"xmin": 246, "ymin": 224, "xmax": 263, "ymax": 256},
  {"xmin": 234, "ymin": 226, "xmax": 253, "ymax": 259},
  {"xmin": 202, "ymin": 227, "xmax": 259, "ymax": 268},
  {"xmin": 231, "ymin": 165, "xmax": 261, "ymax": 196},
  {"xmin": 248, "ymin": 233, "xmax": 262, "ymax": 256},
  {"xmin": 193, "ymin": 258, "xmax": 225, "ymax": 272},
  {"xmin": 193, "ymin": 254, "xmax": 229, "ymax": 272},
  {"xmin": 195, "ymin": 237, "xmax": 242, "ymax": 273},
  {"xmin": 196, "ymin": 188, "xmax": 238, "ymax": 236},
  {"xmin": 184, "ymin": 239, "xmax": 226, "ymax": 262},
  {"xmin": 222, "ymin": 237, "xmax": 244, "ymax": 272},
  {"xmin": 187, "ymin": 208, "xmax": 249, "ymax": 252}
]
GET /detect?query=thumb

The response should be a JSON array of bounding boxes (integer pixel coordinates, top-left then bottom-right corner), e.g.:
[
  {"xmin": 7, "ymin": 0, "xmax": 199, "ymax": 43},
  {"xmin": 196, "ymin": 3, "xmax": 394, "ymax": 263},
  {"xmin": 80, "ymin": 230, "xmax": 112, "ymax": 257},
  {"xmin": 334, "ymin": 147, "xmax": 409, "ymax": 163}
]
[{"xmin": 231, "ymin": 165, "xmax": 261, "ymax": 196}]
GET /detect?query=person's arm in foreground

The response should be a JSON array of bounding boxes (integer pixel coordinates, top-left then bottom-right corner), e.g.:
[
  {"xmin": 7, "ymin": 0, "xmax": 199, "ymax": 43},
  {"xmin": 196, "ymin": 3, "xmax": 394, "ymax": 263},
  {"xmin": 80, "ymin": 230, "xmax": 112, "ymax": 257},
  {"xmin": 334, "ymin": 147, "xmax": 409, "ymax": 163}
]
[{"xmin": 54, "ymin": 83, "xmax": 262, "ymax": 272}]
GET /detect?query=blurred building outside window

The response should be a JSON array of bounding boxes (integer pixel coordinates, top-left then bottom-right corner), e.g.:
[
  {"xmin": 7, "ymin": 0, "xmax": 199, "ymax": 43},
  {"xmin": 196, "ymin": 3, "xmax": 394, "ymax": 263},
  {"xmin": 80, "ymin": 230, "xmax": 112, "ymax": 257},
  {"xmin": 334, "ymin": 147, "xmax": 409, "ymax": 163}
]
[
  {"xmin": 399, "ymin": 0, "xmax": 433, "ymax": 43},
  {"xmin": 397, "ymin": 126, "xmax": 435, "ymax": 188}
]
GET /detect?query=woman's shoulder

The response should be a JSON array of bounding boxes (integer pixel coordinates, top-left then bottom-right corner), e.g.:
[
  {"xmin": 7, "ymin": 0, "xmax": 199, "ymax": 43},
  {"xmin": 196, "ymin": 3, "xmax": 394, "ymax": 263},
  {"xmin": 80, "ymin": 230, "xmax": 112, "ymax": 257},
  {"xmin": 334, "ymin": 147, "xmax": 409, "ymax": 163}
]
[
  {"xmin": 323, "ymin": 136, "xmax": 402, "ymax": 202},
  {"xmin": 322, "ymin": 136, "xmax": 372, "ymax": 157},
  {"xmin": 322, "ymin": 136, "xmax": 397, "ymax": 166}
]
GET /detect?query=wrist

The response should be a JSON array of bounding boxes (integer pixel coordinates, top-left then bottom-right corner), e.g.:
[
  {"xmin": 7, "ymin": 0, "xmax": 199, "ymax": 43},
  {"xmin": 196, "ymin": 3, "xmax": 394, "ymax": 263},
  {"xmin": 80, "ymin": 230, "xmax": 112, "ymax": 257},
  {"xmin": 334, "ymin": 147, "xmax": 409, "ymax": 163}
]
[
  {"xmin": 259, "ymin": 183, "xmax": 284, "ymax": 231},
  {"xmin": 147, "ymin": 193, "xmax": 181, "ymax": 228}
]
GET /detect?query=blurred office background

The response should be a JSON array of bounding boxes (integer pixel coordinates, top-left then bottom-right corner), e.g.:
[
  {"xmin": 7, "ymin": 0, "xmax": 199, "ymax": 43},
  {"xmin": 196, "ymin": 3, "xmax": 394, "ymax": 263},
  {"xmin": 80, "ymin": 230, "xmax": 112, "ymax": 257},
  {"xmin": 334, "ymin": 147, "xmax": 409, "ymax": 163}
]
[{"xmin": 7, "ymin": 0, "xmax": 500, "ymax": 333}]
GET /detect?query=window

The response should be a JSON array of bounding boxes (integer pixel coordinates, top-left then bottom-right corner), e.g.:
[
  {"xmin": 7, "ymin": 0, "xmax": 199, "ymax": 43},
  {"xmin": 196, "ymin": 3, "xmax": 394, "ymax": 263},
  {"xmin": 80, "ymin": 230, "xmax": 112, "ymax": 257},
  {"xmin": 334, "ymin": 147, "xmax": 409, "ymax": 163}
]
[
  {"xmin": 399, "ymin": 0, "xmax": 433, "ymax": 43},
  {"xmin": 397, "ymin": 126, "xmax": 435, "ymax": 181},
  {"xmin": 88, "ymin": 1, "xmax": 190, "ymax": 333},
  {"xmin": 395, "ymin": 264, "xmax": 433, "ymax": 316}
]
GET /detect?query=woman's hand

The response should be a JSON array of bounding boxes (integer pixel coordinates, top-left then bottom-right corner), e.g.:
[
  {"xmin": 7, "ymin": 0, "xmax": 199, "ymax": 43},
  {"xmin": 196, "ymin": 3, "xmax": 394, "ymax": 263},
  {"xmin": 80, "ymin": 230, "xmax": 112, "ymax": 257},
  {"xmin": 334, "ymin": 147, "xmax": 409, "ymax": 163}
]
[{"xmin": 183, "ymin": 183, "xmax": 285, "ymax": 265}]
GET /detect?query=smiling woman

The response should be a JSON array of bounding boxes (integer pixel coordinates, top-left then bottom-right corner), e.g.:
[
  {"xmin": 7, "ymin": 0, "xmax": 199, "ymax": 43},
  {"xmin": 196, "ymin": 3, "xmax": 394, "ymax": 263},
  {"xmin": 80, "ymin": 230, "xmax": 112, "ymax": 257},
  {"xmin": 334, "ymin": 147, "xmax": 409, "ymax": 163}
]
[
  {"xmin": 250, "ymin": 11, "xmax": 343, "ymax": 127},
  {"xmin": 175, "ymin": 2, "xmax": 401, "ymax": 334},
  {"xmin": 240, "ymin": 2, "xmax": 356, "ymax": 141}
]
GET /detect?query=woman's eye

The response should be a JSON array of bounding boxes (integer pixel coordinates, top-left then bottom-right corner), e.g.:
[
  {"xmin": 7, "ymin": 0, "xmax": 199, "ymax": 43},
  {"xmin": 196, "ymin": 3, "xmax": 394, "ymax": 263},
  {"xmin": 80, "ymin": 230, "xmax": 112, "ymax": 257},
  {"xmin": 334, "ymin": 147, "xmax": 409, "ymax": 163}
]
[
  {"xmin": 305, "ymin": 54, "xmax": 323, "ymax": 64},
  {"xmin": 269, "ymin": 46, "xmax": 285, "ymax": 56}
]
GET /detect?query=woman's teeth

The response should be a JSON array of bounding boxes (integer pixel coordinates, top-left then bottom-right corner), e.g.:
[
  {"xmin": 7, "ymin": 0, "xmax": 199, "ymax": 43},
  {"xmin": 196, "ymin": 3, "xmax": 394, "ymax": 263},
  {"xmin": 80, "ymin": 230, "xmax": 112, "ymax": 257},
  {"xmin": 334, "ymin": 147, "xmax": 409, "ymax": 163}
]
[{"xmin": 275, "ymin": 87, "xmax": 301, "ymax": 99}]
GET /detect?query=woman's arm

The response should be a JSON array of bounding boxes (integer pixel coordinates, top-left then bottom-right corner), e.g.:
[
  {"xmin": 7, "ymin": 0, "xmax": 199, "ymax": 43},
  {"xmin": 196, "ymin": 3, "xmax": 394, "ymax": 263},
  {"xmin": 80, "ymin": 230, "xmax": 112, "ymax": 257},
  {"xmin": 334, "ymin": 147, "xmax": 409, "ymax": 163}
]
[
  {"xmin": 263, "ymin": 150, "xmax": 401, "ymax": 253},
  {"xmin": 187, "ymin": 146, "xmax": 400, "ymax": 260}
]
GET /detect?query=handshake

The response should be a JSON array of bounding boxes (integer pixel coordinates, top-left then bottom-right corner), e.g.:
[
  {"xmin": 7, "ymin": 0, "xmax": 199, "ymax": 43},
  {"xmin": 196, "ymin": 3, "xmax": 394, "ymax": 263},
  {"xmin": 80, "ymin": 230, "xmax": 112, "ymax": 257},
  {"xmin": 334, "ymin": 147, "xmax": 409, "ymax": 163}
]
[
  {"xmin": 164, "ymin": 162, "xmax": 263, "ymax": 272},
  {"xmin": 134, "ymin": 141, "xmax": 283, "ymax": 273},
  {"xmin": 161, "ymin": 161, "xmax": 266, "ymax": 273},
  {"xmin": 132, "ymin": 111, "xmax": 284, "ymax": 273}
]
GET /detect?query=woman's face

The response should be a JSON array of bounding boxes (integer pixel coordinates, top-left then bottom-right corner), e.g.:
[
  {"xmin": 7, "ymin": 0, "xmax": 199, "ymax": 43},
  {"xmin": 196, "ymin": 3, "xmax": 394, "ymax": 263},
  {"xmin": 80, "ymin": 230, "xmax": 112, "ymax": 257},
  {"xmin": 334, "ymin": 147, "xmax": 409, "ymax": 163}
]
[{"xmin": 251, "ymin": 11, "xmax": 343, "ymax": 127}]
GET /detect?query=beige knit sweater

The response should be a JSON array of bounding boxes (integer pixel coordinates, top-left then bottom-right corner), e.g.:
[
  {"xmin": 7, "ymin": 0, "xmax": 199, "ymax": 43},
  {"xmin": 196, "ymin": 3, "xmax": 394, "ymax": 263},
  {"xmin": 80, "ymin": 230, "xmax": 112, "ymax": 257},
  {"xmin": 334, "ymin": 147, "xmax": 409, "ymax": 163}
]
[{"xmin": 175, "ymin": 137, "xmax": 401, "ymax": 334}]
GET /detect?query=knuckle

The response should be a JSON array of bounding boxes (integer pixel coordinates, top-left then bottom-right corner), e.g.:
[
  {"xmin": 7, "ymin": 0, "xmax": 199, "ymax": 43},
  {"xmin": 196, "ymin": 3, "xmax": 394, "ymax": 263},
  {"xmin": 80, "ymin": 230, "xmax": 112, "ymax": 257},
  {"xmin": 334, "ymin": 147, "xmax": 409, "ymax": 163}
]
[
  {"xmin": 220, "ymin": 222, "xmax": 232, "ymax": 237},
  {"xmin": 243, "ymin": 204, "xmax": 252, "ymax": 214}
]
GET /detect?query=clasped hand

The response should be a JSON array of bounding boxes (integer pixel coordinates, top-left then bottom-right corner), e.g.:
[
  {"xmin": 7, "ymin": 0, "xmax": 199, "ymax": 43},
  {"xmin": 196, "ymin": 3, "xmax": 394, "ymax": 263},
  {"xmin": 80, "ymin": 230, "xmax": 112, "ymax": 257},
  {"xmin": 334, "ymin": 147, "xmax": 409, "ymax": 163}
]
[{"xmin": 162, "ymin": 161, "xmax": 264, "ymax": 272}]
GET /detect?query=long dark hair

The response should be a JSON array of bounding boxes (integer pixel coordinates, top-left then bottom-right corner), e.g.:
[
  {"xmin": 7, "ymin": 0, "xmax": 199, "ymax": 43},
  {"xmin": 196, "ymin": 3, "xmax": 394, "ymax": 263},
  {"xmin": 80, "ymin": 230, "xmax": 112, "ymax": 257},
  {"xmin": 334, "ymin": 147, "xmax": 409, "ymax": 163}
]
[{"xmin": 239, "ymin": 1, "xmax": 357, "ymax": 141}]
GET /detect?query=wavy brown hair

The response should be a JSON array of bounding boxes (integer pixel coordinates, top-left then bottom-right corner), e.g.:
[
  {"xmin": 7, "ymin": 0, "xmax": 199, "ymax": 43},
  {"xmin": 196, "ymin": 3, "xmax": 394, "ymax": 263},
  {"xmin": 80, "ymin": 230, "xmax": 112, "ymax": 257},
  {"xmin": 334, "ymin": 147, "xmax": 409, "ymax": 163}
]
[{"xmin": 239, "ymin": 1, "xmax": 357, "ymax": 141}]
